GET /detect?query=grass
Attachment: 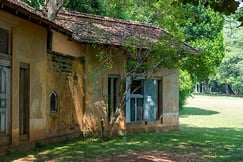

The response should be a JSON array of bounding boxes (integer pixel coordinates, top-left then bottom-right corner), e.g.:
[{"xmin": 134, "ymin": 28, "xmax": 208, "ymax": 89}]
[{"xmin": 1, "ymin": 95, "xmax": 243, "ymax": 161}]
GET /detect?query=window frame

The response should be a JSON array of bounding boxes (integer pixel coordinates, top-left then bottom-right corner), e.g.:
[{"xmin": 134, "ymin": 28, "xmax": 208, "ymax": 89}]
[
  {"xmin": 0, "ymin": 27, "xmax": 11, "ymax": 59},
  {"xmin": 108, "ymin": 75, "xmax": 120, "ymax": 121},
  {"xmin": 19, "ymin": 63, "xmax": 30, "ymax": 138},
  {"xmin": 126, "ymin": 77, "xmax": 163, "ymax": 123},
  {"xmin": 47, "ymin": 30, "xmax": 53, "ymax": 51},
  {"xmin": 50, "ymin": 91, "xmax": 58, "ymax": 113}
]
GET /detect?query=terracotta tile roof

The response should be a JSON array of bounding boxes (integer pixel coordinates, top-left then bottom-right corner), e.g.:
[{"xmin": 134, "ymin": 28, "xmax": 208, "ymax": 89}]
[
  {"xmin": 55, "ymin": 11, "xmax": 162, "ymax": 46},
  {"xmin": 0, "ymin": 0, "xmax": 198, "ymax": 54},
  {"xmin": 57, "ymin": 11, "xmax": 198, "ymax": 54}
]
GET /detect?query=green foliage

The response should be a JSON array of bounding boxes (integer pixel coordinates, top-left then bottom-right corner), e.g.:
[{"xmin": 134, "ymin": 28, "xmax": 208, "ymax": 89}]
[
  {"xmin": 209, "ymin": 18, "xmax": 243, "ymax": 95},
  {"xmin": 21, "ymin": 0, "xmax": 45, "ymax": 8},
  {"xmin": 102, "ymin": 0, "xmax": 130, "ymax": 19},
  {"xmin": 235, "ymin": 7, "xmax": 243, "ymax": 26},
  {"xmin": 179, "ymin": 70, "xmax": 193, "ymax": 110},
  {"xmin": 64, "ymin": 0, "xmax": 104, "ymax": 15},
  {"xmin": 150, "ymin": 39, "xmax": 182, "ymax": 70},
  {"xmin": 180, "ymin": 5, "xmax": 225, "ymax": 79},
  {"xmin": 20, "ymin": 0, "xmax": 228, "ymax": 109},
  {"xmin": 21, "ymin": 0, "xmax": 243, "ymax": 25},
  {"xmin": 180, "ymin": 0, "xmax": 240, "ymax": 16},
  {"xmin": 96, "ymin": 50, "xmax": 113, "ymax": 70},
  {"xmin": 101, "ymin": 0, "xmax": 187, "ymax": 39}
]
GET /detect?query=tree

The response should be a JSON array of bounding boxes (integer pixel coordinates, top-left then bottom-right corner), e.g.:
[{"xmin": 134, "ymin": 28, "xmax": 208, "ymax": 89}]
[
  {"xmin": 21, "ymin": 0, "xmax": 64, "ymax": 20},
  {"xmin": 22, "ymin": 0, "xmax": 243, "ymax": 25},
  {"xmin": 93, "ymin": 36, "xmax": 185, "ymax": 137},
  {"xmin": 46, "ymin": 0, "xmax": 64, "ymax": 20},
  {"xmin": 179, "ymin": 70, "xmax": 193, "ymax": 110},
  {"xmin": 209, "ymin": 18, "xmax": 243, "ymax": 95},
  {"xmin": 21, "ymin": 0, "xmax": 44, "ymax": 8},
  {"xmin": 180, "ymin": 4, "xmax": 225, "ymax": 79},
  {"xmin": 103, "ymin": 0, "xmax": 187, "ymax": 39},
  {"xmin": 180, "ymin": 0, "xmax": 243, "ymax": 25},
  {"xmin": 64, "ymin": 0, "xmax": 104, "ymax": 15},
  {"xmin": 19, "ymin": 0, "xmax": 227, "ymax": 134}
]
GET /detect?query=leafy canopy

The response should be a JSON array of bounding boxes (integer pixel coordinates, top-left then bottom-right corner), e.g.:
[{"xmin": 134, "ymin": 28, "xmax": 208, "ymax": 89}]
[
  {"xmin": 209, "ymin": 18, "xmax": 243, "ymax": 94},
  {"xmin": 180, "ymin": 4, "xmax": 225, "ymax": 79}
]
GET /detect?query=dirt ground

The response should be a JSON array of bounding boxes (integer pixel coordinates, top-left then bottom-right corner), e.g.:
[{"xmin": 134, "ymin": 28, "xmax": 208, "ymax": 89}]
[
  {"xmin": 13, "ymin": 150, "xmax": 200, "ymax": 162},
  {"xmin": 85, "ymin": 150, "xmax": 200, "ymax": 162}
]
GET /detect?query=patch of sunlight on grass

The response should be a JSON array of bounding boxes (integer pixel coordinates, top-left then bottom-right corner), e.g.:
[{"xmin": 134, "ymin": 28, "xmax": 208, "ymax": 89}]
[
  {"xmin": 1, "ymin": 95, "xmax": 243, "ymax": 162},
  {"xmin": 181, "ymin": 95, "xmax": 243, "ymax": 129},
  {"xmin": 126, "ymin": 141, "xmax": 141, "ymax": 145},
  {"xmin": 12, "ymin": 155, "xmax": 37, "ymax": 162}
]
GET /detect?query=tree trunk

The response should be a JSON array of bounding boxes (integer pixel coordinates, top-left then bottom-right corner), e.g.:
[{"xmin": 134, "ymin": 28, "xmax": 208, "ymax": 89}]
[
  {"xmin": 225, "ymin": 84, "xmax": 229, "ymax": 95},
  {"xmin": 46, "ymin": 0, "xmax": 63, "ymax": 20}
]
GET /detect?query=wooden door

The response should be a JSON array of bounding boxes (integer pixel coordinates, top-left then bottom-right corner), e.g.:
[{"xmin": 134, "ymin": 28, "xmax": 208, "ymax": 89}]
[
  {"xmin": 19, "ymin": 63, "xmax": 29, "ymax": 139},
  {"xmin": 0, "ymin": 60, "xmax": 10, "ymax": 136}
]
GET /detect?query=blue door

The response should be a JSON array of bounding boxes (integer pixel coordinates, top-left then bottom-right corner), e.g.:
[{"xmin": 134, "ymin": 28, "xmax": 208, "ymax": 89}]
[
  {"xmin": 126, "ymin": 77, "xmax": 158, "ymax": 122},
  {"xmin": 143, "ymin": 79, "xmax": 157, "ymax": 121}
]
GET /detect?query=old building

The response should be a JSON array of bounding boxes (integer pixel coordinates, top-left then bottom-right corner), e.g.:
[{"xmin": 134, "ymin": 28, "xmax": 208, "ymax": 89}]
[{"xmin": 0, "ymin": 0, "xmax": 197, "ymax": 152}]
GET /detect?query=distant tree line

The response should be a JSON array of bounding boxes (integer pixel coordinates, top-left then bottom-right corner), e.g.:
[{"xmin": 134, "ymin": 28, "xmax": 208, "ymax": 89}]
[{"xmin": 197, "ymin": 18, "xmax": 243, "ymax": 96}]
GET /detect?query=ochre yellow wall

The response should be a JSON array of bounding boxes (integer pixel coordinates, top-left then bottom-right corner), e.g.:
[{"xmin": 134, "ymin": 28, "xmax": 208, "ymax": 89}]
[
  {"xmin": 82, "ymin": 45, "xmax": 128, "ymax": 134},
  {"xmin": 0, "ymin": 10, "xmax": 86, "ymax": 147},
  {"xmin": 0, "ymin": 8, "xmax": 179, "ymax": 150},
  {"xmin": 81, "ymin": 45, "xmax": 179, "ymax": 135},
  {"xmin": 0, "ymin": 9, "xmax": 49, "ymax": 146},
  {"xmin": 52, "ymin": 31, "xmax": 85, "ymax": 57},
  {"xmin": 11, "ymin": 16, "xmax": 48, "ymax": 144},
  {"xmin": 46, "ymin": 54, "xmax": 84, "ymax": 137}
]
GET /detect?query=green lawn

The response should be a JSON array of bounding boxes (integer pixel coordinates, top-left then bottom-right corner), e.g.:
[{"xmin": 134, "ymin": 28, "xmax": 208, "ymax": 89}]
[
  {"xmin": 1, "ymin": 95, "xmax": 243, "ymax": 161},
  {"xmin": 180, "ymin": 95, "xmax": 243, "ymax": 161}
]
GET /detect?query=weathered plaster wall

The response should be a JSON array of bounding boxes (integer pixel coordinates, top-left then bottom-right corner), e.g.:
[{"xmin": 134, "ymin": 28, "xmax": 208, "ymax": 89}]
[
  {"xmin": 162, "ymin": 69, "xmax": 179, "ymax": 126},
  {"xmin": 0, "ymin": 9, "xmax": 179, "ymax": 151},
  {"xmin": 11, "ymin": 15, "xmax": 47, "ymax": 144},
  {"xmin": 84, "ymin": 46, "xmax": 130, "ymax": 134},
  {"xmin": 81, "ymin": 45, "xmax": 107, "ymax": 134},
  {"xmin": 123, "ymin": 68, "xmax": 179, "ymax": 134},
  {"xmin": 46, "ymin": 54, "xmax": 84, "ymax": 137},
  {"xmin": 52, "ymin": 31, "xmax": 84, "ymax": 57},
  {"xmin": 82, "ymin": 45, "xmax": 179, "ymax": 134},
  {"xmin": 46, "ymin": 31, "xmax": 86, "ymax": 137}
]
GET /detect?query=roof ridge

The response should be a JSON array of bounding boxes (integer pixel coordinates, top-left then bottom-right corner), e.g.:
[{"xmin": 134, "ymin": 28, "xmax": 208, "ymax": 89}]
[
  {"xmin": 1, "ymin": 0, "xmax": 198, "ymax": 54},
  {"xmin": 59, "ymin": 10, "xmax": 161, "ymax": 30}
]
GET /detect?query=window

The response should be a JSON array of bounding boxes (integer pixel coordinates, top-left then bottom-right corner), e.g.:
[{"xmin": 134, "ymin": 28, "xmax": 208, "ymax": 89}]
[
  {"xmin": 50, "ymin": 91, "xmax": 58, "ymax": 112},
  {"xmin": 108, "ymin": 76, "xmax": 119, "ymax": 120},
  {"xmin": 0, "ymin": 28, "xmax": 9, "ymax": 54},
  {"xmin": 47, "ymin": 30, "xmax": 53, "ymax": 51},
  {"xmin": 131, "ymin": 80, "xmax": 143, "ymax": 94},
  {"xmin": 157, "ymin": 79, "xmax": 163, "ymax": 120},
  {"xmin": 126, "ymin": 77, "xmax": 162, "ymax": 123},
  {"xmin": 19, "ymin": 63, "xmax": 30, "ymax": 137}
]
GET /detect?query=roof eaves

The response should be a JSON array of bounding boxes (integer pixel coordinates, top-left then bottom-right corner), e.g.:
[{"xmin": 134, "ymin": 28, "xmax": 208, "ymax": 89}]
[
  {"xmin": 0, "ymin": 0, "xmax": 72, "ymax": 36},
  {"xmin": 0, "ymin": 0, "xmax": 198, "ymax": 55},
  {"xmin": 57, "ymin": 11, "xmax": 199, "ymax": 55}
]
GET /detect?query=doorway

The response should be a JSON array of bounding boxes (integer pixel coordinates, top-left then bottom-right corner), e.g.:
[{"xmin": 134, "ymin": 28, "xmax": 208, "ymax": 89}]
[
  {"xmin": 0, "ymin": 60, "xmax": 10, "ymax": 137},
  {"xmin": 19, "ymin": 63, "xmax": 30, "ymax": 140}
]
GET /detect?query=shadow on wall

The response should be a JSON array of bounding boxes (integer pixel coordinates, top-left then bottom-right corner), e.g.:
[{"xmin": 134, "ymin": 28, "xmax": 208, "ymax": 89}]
[
  {"xmin": 68, "ymin": 73, "xmax": 106, "ymax": 136},
  {"xmin": 180, "ymin": 107, "xmax": 219, "ymax": 117},
  {"xmin": 68, "ymin": 74, "xmax": 84, "ymax": 133}
]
